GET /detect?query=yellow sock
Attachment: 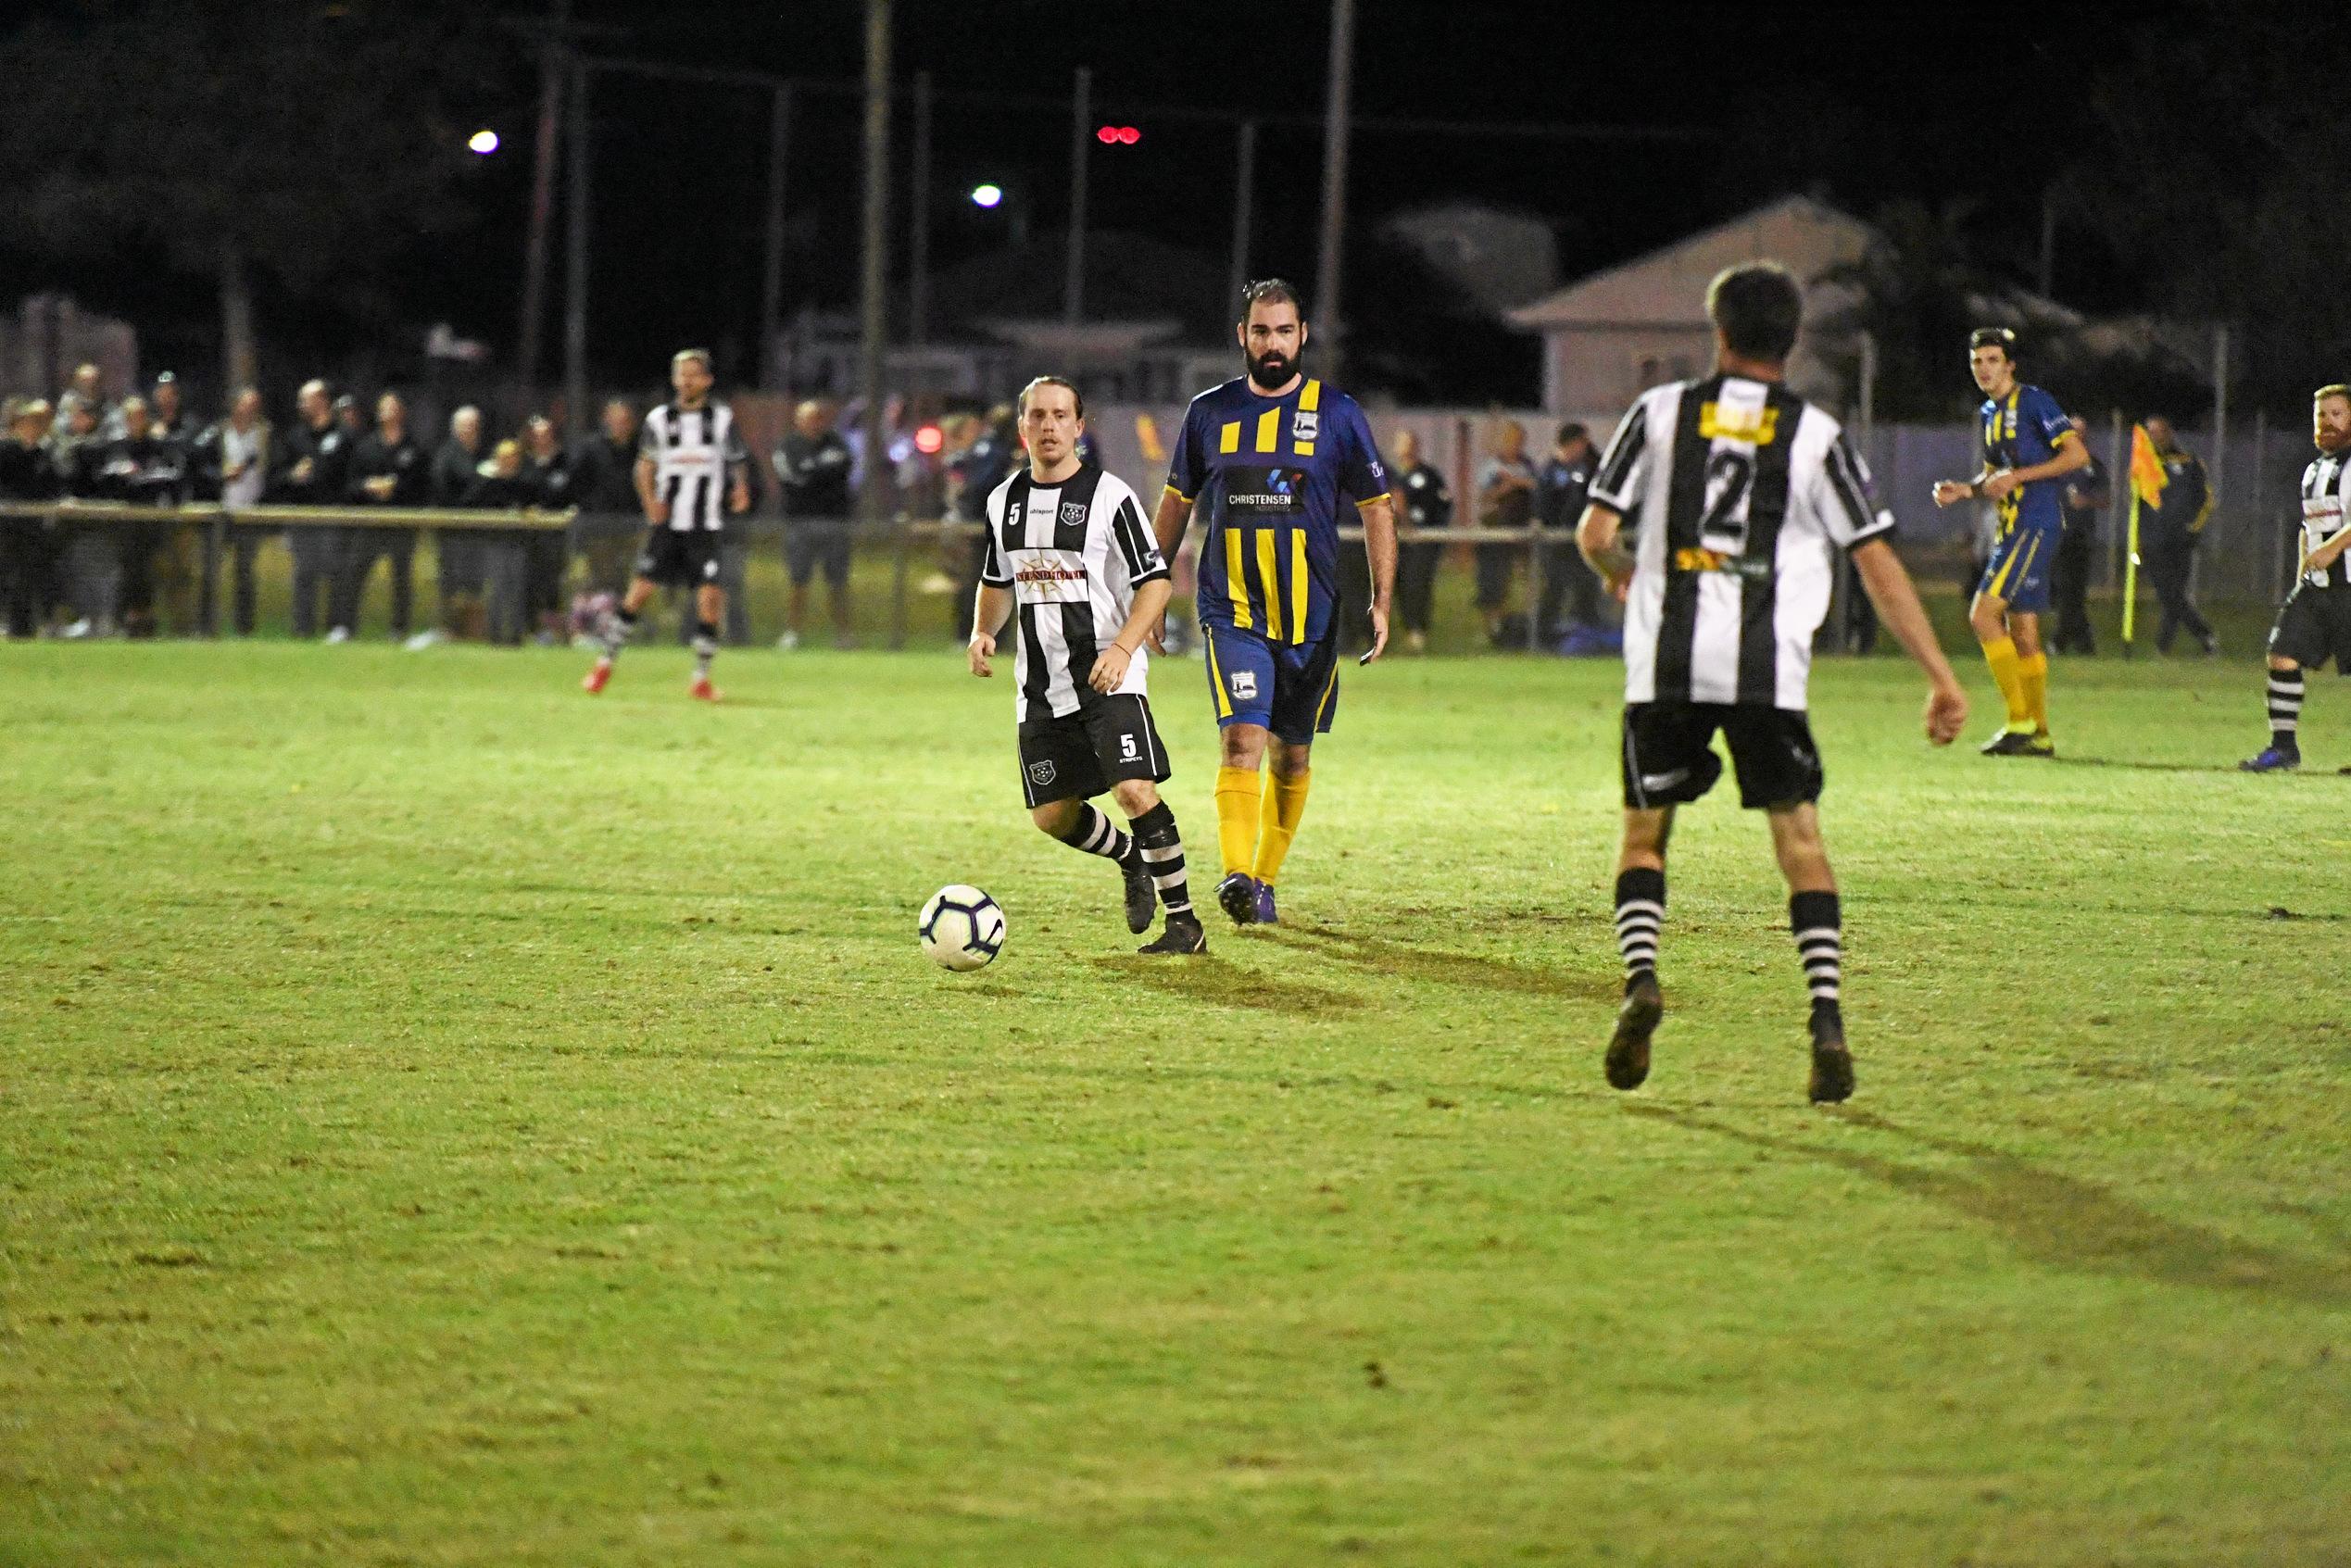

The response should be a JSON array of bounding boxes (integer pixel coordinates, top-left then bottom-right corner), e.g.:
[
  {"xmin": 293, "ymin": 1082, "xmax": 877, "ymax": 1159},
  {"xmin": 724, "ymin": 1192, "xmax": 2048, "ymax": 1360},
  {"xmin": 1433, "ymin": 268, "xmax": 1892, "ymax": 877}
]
[
  {"xmin": 1252, "ymin": 769, "xmax": 1313, "ymax": 886},
  {"xmin": 1982, "ymin": 636, "xmax": 2030, "ymax": 728},
  {"xmin": 1213, "ymin": 765, "xmax": 1262, "ymax": 877},
  {"xmin": 2018, "ymin": 652, "xmax": 2049, "ymax": 734}
]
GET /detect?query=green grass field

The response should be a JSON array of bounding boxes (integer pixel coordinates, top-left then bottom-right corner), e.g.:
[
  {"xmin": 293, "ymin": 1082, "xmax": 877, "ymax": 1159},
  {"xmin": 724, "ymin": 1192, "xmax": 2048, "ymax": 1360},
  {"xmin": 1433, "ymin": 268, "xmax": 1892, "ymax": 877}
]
[{"xmin": 3, "ymin": 636, "xmax": 2347, "ymax": 1566}]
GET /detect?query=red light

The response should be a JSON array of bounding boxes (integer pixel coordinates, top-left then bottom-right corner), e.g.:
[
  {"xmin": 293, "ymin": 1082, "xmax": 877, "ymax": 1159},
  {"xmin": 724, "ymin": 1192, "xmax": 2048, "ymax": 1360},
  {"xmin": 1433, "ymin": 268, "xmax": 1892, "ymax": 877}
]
[
  {"xmin": 1096, "ymin": 125, "xmax": 1140, "ymax": 145},
  {"xmin": 913, "ymin": 424, "xmax": 944, "ymax": 456},
  {"xmin": 1117, "ymin": 126, "xmax": 1139, "ymax": 144},
  {"xmin": 1096, "ymin": 125, "xmax": 1117, "ymax": 144}
]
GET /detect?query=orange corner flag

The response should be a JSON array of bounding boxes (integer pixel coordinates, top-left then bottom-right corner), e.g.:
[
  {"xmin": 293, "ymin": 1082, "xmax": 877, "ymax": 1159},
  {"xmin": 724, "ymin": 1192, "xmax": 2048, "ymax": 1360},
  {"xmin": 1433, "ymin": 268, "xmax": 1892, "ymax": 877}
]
[{"xmin": 2130, "ymin": 423, "xmax": 2168, "ymax": 510}]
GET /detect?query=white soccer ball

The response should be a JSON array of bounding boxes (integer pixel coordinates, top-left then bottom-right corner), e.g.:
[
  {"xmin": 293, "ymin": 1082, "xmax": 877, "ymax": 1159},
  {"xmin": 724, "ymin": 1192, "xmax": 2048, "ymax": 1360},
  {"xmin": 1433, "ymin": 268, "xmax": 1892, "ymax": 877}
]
[{"xmin": 919, "ymin": 885, "xmax": 1005, "ymax": 972}]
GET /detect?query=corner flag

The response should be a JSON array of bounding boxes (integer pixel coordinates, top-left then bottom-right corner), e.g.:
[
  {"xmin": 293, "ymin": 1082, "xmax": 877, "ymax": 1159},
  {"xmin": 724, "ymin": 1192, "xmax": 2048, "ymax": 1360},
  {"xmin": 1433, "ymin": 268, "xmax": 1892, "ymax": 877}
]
[{"xmin": 2121, "ymin": 423, "xmax": 2168, "ymax": 649}]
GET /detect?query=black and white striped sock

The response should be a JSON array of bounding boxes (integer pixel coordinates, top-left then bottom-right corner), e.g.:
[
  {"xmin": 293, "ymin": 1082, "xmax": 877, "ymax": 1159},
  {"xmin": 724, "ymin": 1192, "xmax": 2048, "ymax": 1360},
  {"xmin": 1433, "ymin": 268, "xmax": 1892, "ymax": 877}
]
[
  {"xmin": 2268, "ymin": 668, "xmax": 2304, "ymax": 751},
  {"xmin": 692, "ymin": 620, "xmax": 719, "ymax": 677},
  {"xmin": 1791, "ymin": 889, "xmax": 1842, "ymax": 1018},
  {"xmin": 1127, "ymin": 802, "xmax": 1194, "ymax": 920},
  {"xmin": 599, "ymin": 607, "xmax": 636, "ymax": 659},
  {"xmin": 1615, "ymin": 867, "xmax": 1665, "ymax": 993},
  {"xmin": 1054, "ymin": 803, "xmax": 1133, "ymax": 863}
]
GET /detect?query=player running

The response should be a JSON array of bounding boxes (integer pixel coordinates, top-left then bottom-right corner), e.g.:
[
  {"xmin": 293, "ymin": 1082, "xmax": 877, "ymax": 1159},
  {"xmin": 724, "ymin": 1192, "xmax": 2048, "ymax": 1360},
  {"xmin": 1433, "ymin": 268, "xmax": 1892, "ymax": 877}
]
[
  {"xmin": 1578, "ymin": 262, "xmax": 1968, "ymax": 1104},
  {"xmin": 1931, "ymin": 327, "xmax": 2091, "ymax": 756},
  {"xmin": 1151, "ymin": 279, "xmax": 1400, "ymax": 927},
  {"xmin": 584, "ymin": 348, "xmax": 750, "ymax": 701},
  {"xmin": 2241, "ymin": 383, "xmax": 2351, "ymax": 773},
  {"xmin": 969, "ymin": 377, "xmax": 1206, "ymax": 956}
]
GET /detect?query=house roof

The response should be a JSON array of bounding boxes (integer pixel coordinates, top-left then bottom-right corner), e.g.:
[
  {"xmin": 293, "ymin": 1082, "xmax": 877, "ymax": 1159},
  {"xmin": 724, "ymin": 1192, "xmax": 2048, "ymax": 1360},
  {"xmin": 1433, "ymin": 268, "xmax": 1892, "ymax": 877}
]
[{"xmin": 1507, "ymin": 195, "xmax": 1876, "ymax": 332}]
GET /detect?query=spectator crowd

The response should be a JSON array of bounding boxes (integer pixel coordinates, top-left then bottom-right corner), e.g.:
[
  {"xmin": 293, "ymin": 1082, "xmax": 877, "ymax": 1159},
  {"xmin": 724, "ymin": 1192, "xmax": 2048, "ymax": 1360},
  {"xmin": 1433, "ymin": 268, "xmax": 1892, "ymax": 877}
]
[
  {"xmin": 0, "ymin": 365, "xmax": 652, "ymax": 644},
  {"xmin": 0, "ymin": 364, "xmax": 1047, "ymax": 652}
]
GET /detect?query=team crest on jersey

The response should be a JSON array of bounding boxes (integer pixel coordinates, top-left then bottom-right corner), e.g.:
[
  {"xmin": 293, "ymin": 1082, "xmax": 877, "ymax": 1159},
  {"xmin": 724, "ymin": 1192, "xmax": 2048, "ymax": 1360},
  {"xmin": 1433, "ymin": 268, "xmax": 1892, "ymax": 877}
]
[
  {"xmin": 1027, "ymin": 760, "xmax": 1057, "ymax": 788},
  {"xmin": 1060, "ymin": 501, "xmax": 1087, "ymax": 526},
  {"xmin": 1294, "ymin": 408, "xmax": 1320, "ymax": 444}
]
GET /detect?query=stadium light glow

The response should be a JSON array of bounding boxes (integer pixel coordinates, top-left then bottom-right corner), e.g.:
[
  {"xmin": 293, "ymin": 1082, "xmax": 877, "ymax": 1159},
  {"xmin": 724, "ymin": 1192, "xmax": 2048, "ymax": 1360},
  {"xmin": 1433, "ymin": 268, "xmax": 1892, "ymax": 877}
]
[
  {"xmin": 913, "ymin": 424, "xmax": 945, "ymax": 457},
  {"xmin": 970, "ymin": 183, "xmax": 1004, "ymax": 208},
  {"xmin": 467, "ymin": 129, "xmax": 500, "ymax": 156}
]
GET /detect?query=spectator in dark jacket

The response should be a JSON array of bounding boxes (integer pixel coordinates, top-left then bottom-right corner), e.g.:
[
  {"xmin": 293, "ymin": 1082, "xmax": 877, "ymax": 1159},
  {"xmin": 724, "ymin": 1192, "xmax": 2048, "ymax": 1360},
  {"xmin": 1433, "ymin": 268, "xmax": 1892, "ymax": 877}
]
[
  {"xmin": 271, "ymin": 380, "xmax": 354, "ymax": 639},
  {"xmin": 571, "ymin": 399, "xmax": 640, "ymax": 596},
  {"xmin": 773, "ymin": 398, "xmax": 856, "ymax": 649},
  {"xmin": 1390, "ymin": 428, "xmax": 1451, "ymax": 655},
  {"xmin": 1534, "ymin": 421, "xmax": 1605, "ymax": 646},
  {"xmin": 1, "ymin": 399, "xmax": 64, "ymax": 636},
  {"xmin": 2052, "ymin": 413, "xmax": 2106, "ymax": 656},
  {"xmin": 521, "ymin": 415, "xmax": 578, "ymax": 642},
  {"xmin": 2143, "ymin": 416, "xmax": 2217, "ymax": 656},
  {"xmin": 336, "ymin": 392, "xmax": 428, "ymax": 639},
  {"xmin": 94, "ymin": 395, "xmax": 189, "ymax": 637},
  {"xmin": 466, "ymin": 437, "xmax": 534, "ymax": 646},
  {"xmin": 145, "ymin": 372, "xmax": 206, "ymax": 632},
  {"xmin": 414, "ymin": 405, "xmax": 487, "ymax": 646}
]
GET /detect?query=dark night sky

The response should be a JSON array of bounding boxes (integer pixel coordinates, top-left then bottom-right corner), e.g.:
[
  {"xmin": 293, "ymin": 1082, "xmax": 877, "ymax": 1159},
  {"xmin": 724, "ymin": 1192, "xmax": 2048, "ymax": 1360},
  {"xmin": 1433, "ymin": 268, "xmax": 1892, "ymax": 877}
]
[{"xmin": 5, "ymin": 0, "xmax": 2173, "ymax": 396}]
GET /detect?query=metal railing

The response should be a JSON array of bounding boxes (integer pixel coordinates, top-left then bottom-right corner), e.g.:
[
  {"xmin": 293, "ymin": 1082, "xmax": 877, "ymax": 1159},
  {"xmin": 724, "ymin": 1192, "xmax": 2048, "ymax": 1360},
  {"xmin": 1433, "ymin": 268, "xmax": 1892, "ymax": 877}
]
[{"xmin": 0, "ymin": 499, "xmax": 577, "ymax": 638}]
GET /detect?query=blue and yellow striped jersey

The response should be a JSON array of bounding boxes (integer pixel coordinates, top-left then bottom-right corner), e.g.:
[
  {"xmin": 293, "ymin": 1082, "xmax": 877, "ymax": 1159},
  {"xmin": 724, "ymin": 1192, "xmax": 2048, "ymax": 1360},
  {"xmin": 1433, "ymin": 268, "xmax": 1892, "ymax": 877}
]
[
  {"xmin": 1980, "ymin": 383, "xmax": 2073, "ymax": 534},
  {"xmin": 1165, "ymin": 375, "xmax": 1389, "ymax": 644}
]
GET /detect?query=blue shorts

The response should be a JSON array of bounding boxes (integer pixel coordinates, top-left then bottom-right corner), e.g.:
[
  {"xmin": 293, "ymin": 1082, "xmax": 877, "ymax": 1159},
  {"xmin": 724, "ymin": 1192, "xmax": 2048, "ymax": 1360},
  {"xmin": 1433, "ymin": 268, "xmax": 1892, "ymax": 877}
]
[
  {"xmin": 1201, "ymin": 622, "xmax": 1340, "ymax": 746},
  {"xmin": 1980, "ymin": 520, "xmax": 2056, "ymax": 613}
]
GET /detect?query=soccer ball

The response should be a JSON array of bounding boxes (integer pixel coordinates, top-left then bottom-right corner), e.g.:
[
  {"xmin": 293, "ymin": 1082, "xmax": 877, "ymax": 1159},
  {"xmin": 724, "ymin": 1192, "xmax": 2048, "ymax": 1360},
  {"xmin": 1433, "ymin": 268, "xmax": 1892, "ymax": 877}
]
[{"xmin": 919, "ymin": 885, "xmax": 1005, "ymax": 972}]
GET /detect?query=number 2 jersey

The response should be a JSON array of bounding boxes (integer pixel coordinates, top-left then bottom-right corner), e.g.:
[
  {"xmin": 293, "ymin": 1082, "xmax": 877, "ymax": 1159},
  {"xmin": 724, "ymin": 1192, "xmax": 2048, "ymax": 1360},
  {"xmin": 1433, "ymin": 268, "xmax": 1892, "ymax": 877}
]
[
  {"xmin": 1164, "ymin": 376, "xmax": 1389, "ymax": 646},
  {"xmin": 2297, "ymin": 446, "xmax": 2351, "ymax": 592},
  {"xmin": 980, "ymin": 462, "xmax": 1169, "ymax": 724},
  {"xmin": 1591, "ymin": 373, "xmax": 1892, "ymax": 712}
]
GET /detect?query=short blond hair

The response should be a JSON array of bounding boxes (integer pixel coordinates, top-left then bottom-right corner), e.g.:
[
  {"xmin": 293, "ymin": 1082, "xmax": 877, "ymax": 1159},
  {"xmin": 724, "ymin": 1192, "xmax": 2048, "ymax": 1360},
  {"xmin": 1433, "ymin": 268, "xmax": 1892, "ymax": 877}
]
[
  {"xmin": 673, "ymin": 347, "xmax": 713, "ymax": 373},
  {"xmin": 2316, "ymin": 383, "xmax": 2351, "ymax": 406}
]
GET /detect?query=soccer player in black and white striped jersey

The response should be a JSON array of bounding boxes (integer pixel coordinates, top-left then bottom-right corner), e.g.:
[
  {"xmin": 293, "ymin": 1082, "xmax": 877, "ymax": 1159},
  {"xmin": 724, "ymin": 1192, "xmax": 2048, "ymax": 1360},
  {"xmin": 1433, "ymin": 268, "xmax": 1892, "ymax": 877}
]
[
  {"xmin": 968, "ymin": 377, "xmax": 1206, "ymax": 955},
  {"xmin": 583, "ymin": 348, "xmax": 750, "ymax": 701},
  {"xmin": 1578, "ymin": 262, "xmax": 1969, "ymax": 1102},
  {"xmin": 2241, "ymin": 384, "xmax": 2351, "ymax": 773}
]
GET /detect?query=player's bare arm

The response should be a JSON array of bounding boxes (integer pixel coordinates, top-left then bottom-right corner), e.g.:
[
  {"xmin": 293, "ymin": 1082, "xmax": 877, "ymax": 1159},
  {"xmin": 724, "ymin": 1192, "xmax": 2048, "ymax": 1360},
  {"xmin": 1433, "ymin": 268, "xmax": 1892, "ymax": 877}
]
[
  {"xmin": 1146, "ymin": 488, "xmax": 1194, "ymax": 652},
  {"xmin": 1088, "ymin": 577, "xmax": 1173, "ymax": 693},
  {"xmin": 1932, "ymin": 468, "xmax": 1997, "ymax": 508},
  {"xmin": 1576, "ymin": 501, "xmax": 1634, "ymax": 596},
  {"xmin": 635, "ymin": 453, "xmax": 666, "ymax": 525},
  {"xmin": 2303, "ymin": 522, "xmax": 2351, "ymax": 577},
  {"xmin": 1358, "ymin": 493, "xmax": 1398, "ymax": 661},
  {"xmin": 967, "ymin": 583, "xmax": 1013, "ymax": 677},
  {"xmin": 727, "ymin": 458, "xmax": 751, "ymax": 515},
  {"xmin": 1980, "ymin": 435, "xmax": 2090, "ymax": 501},
  {"xmin": 1851, "ymin": 537, "xmax": 1968, "ymax": 745},
  {"xmin": 1150, "ymin": 487, "xmax": 1193, "ymax": 561}
]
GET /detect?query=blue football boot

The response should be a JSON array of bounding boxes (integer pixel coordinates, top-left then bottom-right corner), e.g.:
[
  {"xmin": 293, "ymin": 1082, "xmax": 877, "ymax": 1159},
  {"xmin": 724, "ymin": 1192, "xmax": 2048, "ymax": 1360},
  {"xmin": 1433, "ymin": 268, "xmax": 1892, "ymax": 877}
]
[{"xmin": 1215, "ymin": 872, "xmax": 1261, "ymax": 925}]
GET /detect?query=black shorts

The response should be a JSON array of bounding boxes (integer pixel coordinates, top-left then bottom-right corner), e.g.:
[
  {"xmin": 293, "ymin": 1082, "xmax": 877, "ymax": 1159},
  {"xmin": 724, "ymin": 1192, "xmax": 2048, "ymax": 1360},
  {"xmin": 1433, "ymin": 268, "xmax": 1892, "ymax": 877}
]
[
  {"xmin": 1621, "ymin": 702, "xmax": 1824, "ymax": 811},
  {"xmin": 1018, "ymin": 694, "xmax": 1170, "ymax": 809},
  {"xmin": 785, "ymin": 521, "xmax": 852, "ymax": 587},
  {"xmin": 635, "ymin": 526, "xmax": 723, "ymax": 589},
  {"xmin": 2269, "ymin": 586, "xmax": 2351, "ymax": 673}
]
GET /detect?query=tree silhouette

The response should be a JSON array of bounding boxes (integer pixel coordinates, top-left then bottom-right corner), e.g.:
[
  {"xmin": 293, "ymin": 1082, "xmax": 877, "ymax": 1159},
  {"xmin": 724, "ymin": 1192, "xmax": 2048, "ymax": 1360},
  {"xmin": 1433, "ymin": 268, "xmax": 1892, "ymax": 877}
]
[{"xmin": 0, "ymin": 1, "xmax": 496, "ymax": 395}]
